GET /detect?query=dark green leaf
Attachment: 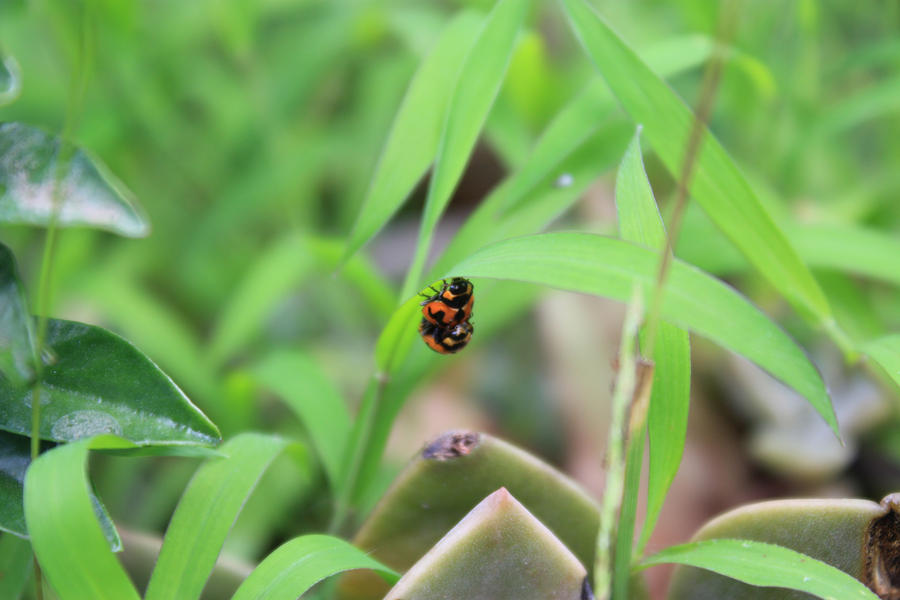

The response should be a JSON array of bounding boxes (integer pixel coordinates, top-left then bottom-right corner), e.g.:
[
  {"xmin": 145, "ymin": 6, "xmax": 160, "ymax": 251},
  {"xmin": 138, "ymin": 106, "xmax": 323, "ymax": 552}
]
[
  {"xmin": 0, "ymin": 123, "xmax": 149, "ymax": 237},
  {"xmin": 0, "ymin": 533, "xmax": 31, "ymax": 599},
  {"xmin": 0, "ymin": 242, "xmax": 35, "ymax": 385},
  {"xmin": 0, "ymin": 319, "xmax": 220, "ymax": 446},
  {"xmin": 24, "ymin": 435, "xmax": 141, "ymax": 600},
  {"xmin": 144, "ymin": 433, "xmax": 289, "ymax": 600},
  {"xmin": 0, "ymin": 430, "xmax": 29, "ymax": 537},
  {"xmin": 231, "ymin": 535, "xmax": 399, "ymax": 600},
  {"xmin": 640, "ymin": 539, "xmax": 879, "ymax": 599},
  {"xmin": 449, "ymin": 232, "xmax": 837, "ymax": 435}
]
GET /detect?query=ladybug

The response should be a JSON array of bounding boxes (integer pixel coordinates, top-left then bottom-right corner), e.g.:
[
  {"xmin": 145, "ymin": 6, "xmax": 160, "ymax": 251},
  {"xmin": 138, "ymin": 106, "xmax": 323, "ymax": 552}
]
[
  {"xmin": 419, "ymin": 277, "xmax": 474, "ymax": 327},
  {"xmin": 418, "ymin": 319, "xmax": 474, "ymax": 355}
]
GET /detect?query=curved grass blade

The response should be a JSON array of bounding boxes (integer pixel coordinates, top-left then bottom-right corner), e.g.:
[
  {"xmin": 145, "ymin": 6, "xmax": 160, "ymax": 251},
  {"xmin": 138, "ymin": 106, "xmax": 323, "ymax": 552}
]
[
  {"xmin": 231, "ymin": 534, "xmax": 399, "ymax": 600},
  {"xmin": 0, "ymin": 242, "xmax": 36, "ymax": 385},
  {"xmin": 400, "ymin": 0, "xmax": 530, "ymax": 300},
  {"xmin": 560, "ymin": 0, "xmax": 833, "ymax": 328},
  {"xmin": 0, "ymin": 319, "xmax": 220, "ymax": 446},
  {"xmin": 614, "ymin": 131, "xmax": 691, "ymax": 557},
  {"xmin": 340, "ymin": 10, "xmax": 483, "ymax": 263},
  {"xmin": 449, "ymin": 232, "xmax": 837, "ymax": 436},
  {"xmin": 144, "ymin": 433, "xmax": 289, "ymax": 600},
  {"xmin": 863, "ymin": 334, "xmax": 900, "ymax": 391},
  {"xmin": 639, "ymin": 539, "xmax": 879, "ymax": 600},
  {"xmin": 252, "ymin": 350, "xmax": 351, "ymax": 488},
  {"xmin": 23, "ymin": 435, "xmax": 140, "ymax": 600},
  {"xmin": 0, "ymin": 533, "xmax": 31, "ymax": 599},
  {"xmin": 0, "ymin": 123, "xmax": 149, "ymax": 237}
]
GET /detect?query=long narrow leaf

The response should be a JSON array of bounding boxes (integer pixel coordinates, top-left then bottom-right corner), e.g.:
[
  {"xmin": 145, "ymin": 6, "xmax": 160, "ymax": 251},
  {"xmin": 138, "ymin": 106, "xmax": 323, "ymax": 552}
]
[
  {"xmin": 23, "ymin": 435, "xmax": 140, "ymax": 600},
  {"xmin": 231, "ymin": 534, "xmax": 399, "ymax": 600},
  {"xmin": 863, "ymin": 334, "xmax": 900, "ymax": 391},
  {"xmin": 560, "ymin": 0, "xmax": 833, "ymax": 327},
  {"xmin": 252, "ymin": 351, "xmax": 351, "ymax": 488},
  {"xmin": 400, "ymin": 0, "xmax": 530, "ymax": 299},
  {"xmin": 449, "ymin": 232, "xmax": 837, "ymax": 435},
  {"xmin": 613, "ymin": 131, "xmax": 691, "ymax": 556},
  {"xmin": 145, "ymin": 433, "xmax": 289, "ymax": 600},
  {"xmin": 341, "ymin": 11, "xmax": 483, "ymax": 263},
  {"xmin": 639, "ymin": 539, "xmax": 879, "ymax": 600}
]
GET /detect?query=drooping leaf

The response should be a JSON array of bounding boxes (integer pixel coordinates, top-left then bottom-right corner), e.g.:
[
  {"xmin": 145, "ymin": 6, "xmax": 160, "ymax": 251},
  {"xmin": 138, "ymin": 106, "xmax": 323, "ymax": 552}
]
[
  {"xmin": 341, "ymin": 10, "xmax": 483, "ymax": 263},
  {"xmin": 0, "ymin": 242, "xmax": 36, "ymax": 385},
  {"xmin": 252, "ymin": 350, "xmax": 351, "ymax": 488},
  {"xmin": 642, "ymin": 539, "xmax": 879, "ymax": 600},
  {"xmin": 0, "ymin": 123, "xmax": 149, "ymax": 237},
  {"xmin": 24, "ymin": 435, "xmax": 141, "ymax": 600},
  {"xmin": 0, "ymin": 319, "xmax": 220, "ymax": 446},
  {"xmin": 613, "ymin": 131, "xmax": 691, "ymax": 556},
  {"xmin": 863, "ymin": 334, "xmax": 900, "ymax": 391},
  {"xmin": 560, "ymin": 0, "xmax": 833, "ymax": 327},
  {"xmin": 400, "ymin": 0, "xmax": 531, "ymax": 299},
  {"xmin": 232, "ymin": 535, "xmax": 398, "ymax": 600},
  {"xmin": 144, "ymin": 433, "xmax": 289, "ymax": 600},
  {"xmin": 449, "ymin": 232, "xmax": 837, "ymax": 435}
]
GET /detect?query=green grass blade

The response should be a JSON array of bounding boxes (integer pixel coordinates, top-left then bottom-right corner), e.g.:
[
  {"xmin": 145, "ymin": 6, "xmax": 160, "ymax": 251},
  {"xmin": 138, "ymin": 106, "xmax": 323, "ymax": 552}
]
[
  {"xmin": 145, "ymin": 433, "xmax": 289, "ymax": 600},
  {"xmin": 863, "ymin": 334, "xmax": 900, "ymax": 391},
  {"xmin": 252, "ymin": 350, "xmax": 351, "ymax": 488},
  {"xmin": 400, "ymin": 0, "xmax": 530, "ymax": 300},
  {"xmin": 613, "ymin": 131, "xmax": 691, "ymax": 557},
  {"xmin": 0, "ymin": 242, "xmax": 36, "ymax": 386},
  {"xmin": 448, "ymin": 232, "xmax": 837, "ymax": 435},
  {"xmin": 785, "ymin": 223, "xmax": 900, "ymax": 287},
  {"xmin": 0, "ymin": 533, "xmax": 31, "ymax": 599},
  {"xmin": 340, "ymin": 10, "xmax": 483, "ymax": 263},
  {"xmin": 0, "ymin": 123, "xmax": 149, "ymax": 237},
  {"xmin": 231, "ymin": 534, "xmax": 399, "ymax": 600},
  {"xmin": 639, "ymin": 539, "xmax": 879, "ymax": 600},
  {"xmin": 23, "ymin": 435, "xmax": 140, "ymax": 600},
  {"xmin": 560, "ymin": 0, "xmax": 833, "ymax": 327}
]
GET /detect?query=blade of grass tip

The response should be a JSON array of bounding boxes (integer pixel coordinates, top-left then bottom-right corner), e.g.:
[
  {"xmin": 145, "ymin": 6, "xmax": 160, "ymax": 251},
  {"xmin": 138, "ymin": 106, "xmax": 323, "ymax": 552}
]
[
  {"xmin": 399, "ymin": 0, "xmax": 530, "ymax": 301},
  {"xmin": 639, "ymin": 539, "xmax": 880, "ymax": 600},
  {"xmin": 230, "ymin": 535, "xmax": 399, "ymax": 600},
  {"xmin": 339, "ymin": 10, "xmax": 483, "ymax": 265},
  {"xmin": 595, "ymin": 287, "xmax": 643, "ymax": 600},
  {"xmin": 561, "ymin": 0, "xmax": 841, "ymax": 344},
  {"xmin": 614, "ymin": 129, "xmax": 692, "ymax": 558}
]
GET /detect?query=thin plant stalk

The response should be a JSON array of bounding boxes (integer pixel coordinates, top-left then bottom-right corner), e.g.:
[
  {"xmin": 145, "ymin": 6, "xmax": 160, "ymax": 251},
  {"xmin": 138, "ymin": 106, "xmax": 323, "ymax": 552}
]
[{"xmin": 594, "ymin": 287, "xmax": 643, "ymax": 599}]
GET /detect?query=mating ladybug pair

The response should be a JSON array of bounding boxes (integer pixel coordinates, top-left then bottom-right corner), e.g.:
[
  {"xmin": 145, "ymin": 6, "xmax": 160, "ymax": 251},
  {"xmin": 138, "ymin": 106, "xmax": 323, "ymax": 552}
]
[{"xmin": 418, "ymin": 277, "xmax": 474, "ymax": 354}]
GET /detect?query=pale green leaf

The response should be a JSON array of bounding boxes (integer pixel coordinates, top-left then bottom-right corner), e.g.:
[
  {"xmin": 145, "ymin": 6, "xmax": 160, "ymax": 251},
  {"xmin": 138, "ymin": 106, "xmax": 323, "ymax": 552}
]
[
  {"xmin": 0, "ymin": 123, "xmax": 149, "ymax": 237},
  {"xmin": 145, "ymin": 433, "xmax": 289, "ymax": 600},
  {"xmin": 449, "ymin": 232, "xmax": 837, "ymax": 435},
  {"xmin": 561, "ymin": 0, "xmax": 832, "ymax": 326},
  {"xmin": 23, "ymin": 435, "xmax": 140, "ymax": 600},
  {"xmin": 252, "ymin": 351, "xmax": 351, "ymax": 488},
  {"xmin": 341, "ymin": 10, "xmax": 483, "ymax": 262},
  {"xmin": 401, "ymin": 0, "xmax": 530, "ymax": 299},
  {"xmin": 640, "ymin": 539, "xmax": 879, "ymax": 600},
  {"xmin": 863, "ymin": 334, "xmax": 900, "ymax": 391},
  {"xmin": 613, "ymin": 131, "xmax": 691, "ymax": 556},
  {"xmin": 231, "ymin": 534, "xmax": 398, "ymax": 600}
]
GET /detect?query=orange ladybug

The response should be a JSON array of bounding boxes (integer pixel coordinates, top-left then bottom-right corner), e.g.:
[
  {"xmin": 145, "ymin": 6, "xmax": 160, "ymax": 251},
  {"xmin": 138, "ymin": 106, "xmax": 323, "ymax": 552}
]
[
  {"xmin": 418, "ymin": 319, "xmax": 474, "ymax": 354},
  {"xmin": 419, "ymin": 277, "xmax": 474, "ymax": 327}
]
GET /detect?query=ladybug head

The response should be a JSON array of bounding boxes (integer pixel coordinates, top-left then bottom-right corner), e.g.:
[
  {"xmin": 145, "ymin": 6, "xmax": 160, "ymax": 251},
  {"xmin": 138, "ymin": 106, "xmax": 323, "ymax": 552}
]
[{"xmin": 446, "ymin": 277, "xmax": 472, "ymax": 298}]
